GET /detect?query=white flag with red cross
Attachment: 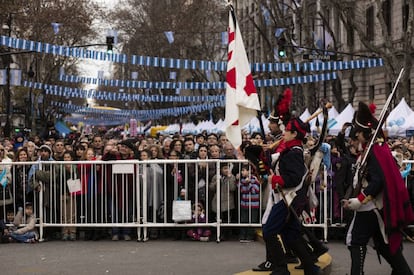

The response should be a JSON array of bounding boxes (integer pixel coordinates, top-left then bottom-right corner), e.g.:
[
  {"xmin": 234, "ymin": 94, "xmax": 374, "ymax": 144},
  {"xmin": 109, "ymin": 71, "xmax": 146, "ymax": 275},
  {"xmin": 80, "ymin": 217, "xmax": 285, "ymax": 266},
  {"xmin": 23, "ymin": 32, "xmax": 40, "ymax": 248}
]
[{"xmin": 225, "ymin": 5, "xmax": 261, "ymax": 148}]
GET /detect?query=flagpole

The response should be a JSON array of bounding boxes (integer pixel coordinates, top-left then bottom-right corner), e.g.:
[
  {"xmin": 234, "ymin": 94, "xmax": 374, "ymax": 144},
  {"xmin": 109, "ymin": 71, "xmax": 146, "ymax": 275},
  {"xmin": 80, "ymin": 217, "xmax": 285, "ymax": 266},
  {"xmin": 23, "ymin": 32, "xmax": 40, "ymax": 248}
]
[
  {"xmin": 257, "ymin": 109, "xmax": 266, "ymax": 138},
  {"xmin": 225, "ymin": 2, "xmax": 261, "ymax": 148}
]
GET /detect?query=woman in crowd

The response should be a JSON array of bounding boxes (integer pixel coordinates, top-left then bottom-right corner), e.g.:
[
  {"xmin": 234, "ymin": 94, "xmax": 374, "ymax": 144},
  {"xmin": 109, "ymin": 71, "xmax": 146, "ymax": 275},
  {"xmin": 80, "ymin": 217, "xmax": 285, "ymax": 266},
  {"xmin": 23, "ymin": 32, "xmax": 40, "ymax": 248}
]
[
  {"xmin": 61, "ymin": 151, "xmax": 78, "ymax": 241},
  {"xmin": 165, "ymin": 150, "xmax": 185, "ymax": 224},
  {"xmin": 12, "ymin": 148, "xmax": 32, "ymax": 208},
  {"xmin": 149, "ymin": 144, "xmax": 163, "ymax": 159},
  {"xmin": 24, "ymin": 141, "xmax": 38, "ymax": 161},
  {"xmin": 77, "ymin": 147, "xmax": 102, "ymax": 240},
  {"xmin": 139, "ymin": 149, "xmax": 163, "ymax": 239},
  {"xmin": 170, "ymin": 139, "xmax": 184, "ymax": 155},
  {"xmin": 194, "ymin": 144, "xmax": 215, "ymax": 210},
  {"xmin": 74, "ymin": 144, "xmax": 86, "ymax": 161}
]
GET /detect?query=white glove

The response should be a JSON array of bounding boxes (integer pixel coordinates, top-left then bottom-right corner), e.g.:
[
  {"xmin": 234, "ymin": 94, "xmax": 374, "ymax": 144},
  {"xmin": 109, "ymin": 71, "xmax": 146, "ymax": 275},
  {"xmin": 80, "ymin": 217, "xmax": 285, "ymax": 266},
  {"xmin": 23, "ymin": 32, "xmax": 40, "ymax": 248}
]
[{"xmin": 347, "ymin": 198, "xmax": 362, "ymax": 210}]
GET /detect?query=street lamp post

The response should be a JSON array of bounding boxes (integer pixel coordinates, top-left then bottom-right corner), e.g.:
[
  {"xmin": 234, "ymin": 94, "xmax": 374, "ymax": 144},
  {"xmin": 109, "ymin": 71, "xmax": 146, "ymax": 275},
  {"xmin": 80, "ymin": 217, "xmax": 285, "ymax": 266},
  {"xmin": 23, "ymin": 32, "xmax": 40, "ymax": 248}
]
[
  {"xmin": 0, "ymin": 51, "xmax": 35, "ymax": 137},
  {"xmin": 27, "ymin": 66, "xmax": 35, "ymax": 131},
  {"xmin": 3, "ymin": 61, "xmax": 11, "ymax": 137}
]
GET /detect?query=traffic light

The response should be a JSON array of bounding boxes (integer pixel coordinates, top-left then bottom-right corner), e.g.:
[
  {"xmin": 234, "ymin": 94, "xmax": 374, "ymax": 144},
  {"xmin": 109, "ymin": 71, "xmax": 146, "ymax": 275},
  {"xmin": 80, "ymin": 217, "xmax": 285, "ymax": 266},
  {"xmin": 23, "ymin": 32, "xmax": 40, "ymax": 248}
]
[
  {"xmin": 106, "ymin": 36, "xmax": 114, "ymax": 53},
  {"xmin": 277, "ymin": 37, "xmax": 287, "ymax": 58}
]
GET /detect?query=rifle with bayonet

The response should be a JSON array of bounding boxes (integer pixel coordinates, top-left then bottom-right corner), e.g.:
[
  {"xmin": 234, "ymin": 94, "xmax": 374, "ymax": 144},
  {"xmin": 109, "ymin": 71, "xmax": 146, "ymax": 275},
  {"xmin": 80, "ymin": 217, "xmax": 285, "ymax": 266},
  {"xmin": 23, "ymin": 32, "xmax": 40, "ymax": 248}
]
[{"xmin": 345, "ymin": 68, "xmax": 405, "ymax": 199}]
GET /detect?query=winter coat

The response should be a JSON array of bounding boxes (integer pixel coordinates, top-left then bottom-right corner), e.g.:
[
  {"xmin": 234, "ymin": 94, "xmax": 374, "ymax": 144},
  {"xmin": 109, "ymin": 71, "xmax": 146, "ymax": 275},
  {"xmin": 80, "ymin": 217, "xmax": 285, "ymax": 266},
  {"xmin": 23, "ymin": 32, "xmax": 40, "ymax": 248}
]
[{"xmin": 210, "ymin": 173, "xmax": 236, "ymax": 213}]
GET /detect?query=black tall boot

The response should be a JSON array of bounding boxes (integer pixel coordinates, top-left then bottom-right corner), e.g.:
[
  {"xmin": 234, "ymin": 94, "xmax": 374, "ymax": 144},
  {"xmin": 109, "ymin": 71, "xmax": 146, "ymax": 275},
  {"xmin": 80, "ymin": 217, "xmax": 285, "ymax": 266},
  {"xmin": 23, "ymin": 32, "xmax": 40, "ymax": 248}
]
[
  {"xmin": 253, "ymin": 235, "xmax": 276, "ymax": 272},
  {"xmin": 376, "ymin": 245, "xmax": 413, "ymax": 275},
  {"xmin": 290, "ymin": 238, "xmax": 321, "ymax": 275},
  {"xmin": 264, "ymin": 234, "xmax": 289, "ymax": 275},
  {"xmin": 294, "ymin": 235, "xmax": 318, "ymax": 269},
  {"xmin": 285, "ymin": 248, "xmax": 299, "ymax": 264},
  {"xmin": 349, "ymin": 245, "xmax": 366, "ymax": 275},
  {"xmin": 302, "ymin": 226, "xmax": 329, "ymax": 261},
  {"xmin": 388, "ymin": 250, "xmax": 413, "ymax": 275}
]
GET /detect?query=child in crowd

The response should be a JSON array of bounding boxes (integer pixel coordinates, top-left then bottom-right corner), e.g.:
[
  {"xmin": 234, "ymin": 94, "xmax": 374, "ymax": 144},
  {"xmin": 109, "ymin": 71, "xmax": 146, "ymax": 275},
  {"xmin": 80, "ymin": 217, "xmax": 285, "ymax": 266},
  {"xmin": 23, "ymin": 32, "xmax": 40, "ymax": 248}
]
[
  {"xmin": 210, "ymin": 162, "xmax": 236, "ymax": 241},
  {"xmin": 186, "ymin": 202, "xmax": 211, "ymax": 241},
  {"xmin": 237, "ymin": 164, "xmax": 260, "ymax": 242},
  {"xmin": 172, "ymin": 188, "xmax": 188, "ymax": 240},
  {"xmin": 61, "ymin": 151, "xmax": 78, "ymax": 241},
  {"xmin": 8, "ymin": 202, "xmax": 38, "ymax": 243},
  {"xmin": 1, "ymin": 209, "xmax": 19, "ymax": 243}
]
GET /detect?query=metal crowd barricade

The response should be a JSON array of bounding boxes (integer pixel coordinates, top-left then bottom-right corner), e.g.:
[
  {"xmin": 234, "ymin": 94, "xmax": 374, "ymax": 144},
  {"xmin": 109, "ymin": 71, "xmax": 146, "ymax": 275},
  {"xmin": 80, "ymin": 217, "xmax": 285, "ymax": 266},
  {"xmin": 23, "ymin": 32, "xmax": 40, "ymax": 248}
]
[
  {"xmin": 404, "ymin": 160, "xmax": 414, "ymax": 231},
  {"xmin": 4, "ymin": 157, "xmax": 393, "ymax": 243},
  {"xmin": 1, "ymin": 160, "xmax": 41, "ymax": 225}
]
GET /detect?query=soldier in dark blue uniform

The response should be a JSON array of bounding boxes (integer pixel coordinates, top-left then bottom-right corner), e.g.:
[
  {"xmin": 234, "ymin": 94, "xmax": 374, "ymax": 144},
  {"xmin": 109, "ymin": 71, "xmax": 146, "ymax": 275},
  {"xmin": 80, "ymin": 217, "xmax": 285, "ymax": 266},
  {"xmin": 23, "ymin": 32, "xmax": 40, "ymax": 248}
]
[{"xmin": 261, "ymin": 117, "xmax": 320, "ymax": 275}]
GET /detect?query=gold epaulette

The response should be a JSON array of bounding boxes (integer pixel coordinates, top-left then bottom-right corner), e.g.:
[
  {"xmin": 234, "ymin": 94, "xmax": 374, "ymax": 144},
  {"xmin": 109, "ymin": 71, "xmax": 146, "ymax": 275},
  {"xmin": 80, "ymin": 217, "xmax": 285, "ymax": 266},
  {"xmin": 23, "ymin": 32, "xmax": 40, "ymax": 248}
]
[
  {"xmin": 362, "ymin": 195, "xmax": 373, "ymax": 204},
  {"xmin": 375, "ymin": 137, "xmax": 384, "ymax": 145}
]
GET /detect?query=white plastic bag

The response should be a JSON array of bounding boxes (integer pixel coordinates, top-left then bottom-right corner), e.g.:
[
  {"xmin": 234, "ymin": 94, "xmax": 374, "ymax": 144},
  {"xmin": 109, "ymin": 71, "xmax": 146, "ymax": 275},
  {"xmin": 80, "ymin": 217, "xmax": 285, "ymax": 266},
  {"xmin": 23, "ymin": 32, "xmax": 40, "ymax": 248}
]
[
  {"xmin": 67, "ymin": 178, "xmax": 81, "ymax": 194},
  {"xmin": 172, "ymin": 200, "xmax": 192, "ymax": 222}
]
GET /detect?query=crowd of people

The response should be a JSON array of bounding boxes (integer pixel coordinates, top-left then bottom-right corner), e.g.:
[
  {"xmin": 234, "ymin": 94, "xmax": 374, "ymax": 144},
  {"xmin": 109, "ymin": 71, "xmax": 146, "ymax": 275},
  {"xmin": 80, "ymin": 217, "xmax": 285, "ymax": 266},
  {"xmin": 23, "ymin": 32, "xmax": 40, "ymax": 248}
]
[{"xmin": 0, "ymin": 124, "xmax": 264, "ymax": 243}]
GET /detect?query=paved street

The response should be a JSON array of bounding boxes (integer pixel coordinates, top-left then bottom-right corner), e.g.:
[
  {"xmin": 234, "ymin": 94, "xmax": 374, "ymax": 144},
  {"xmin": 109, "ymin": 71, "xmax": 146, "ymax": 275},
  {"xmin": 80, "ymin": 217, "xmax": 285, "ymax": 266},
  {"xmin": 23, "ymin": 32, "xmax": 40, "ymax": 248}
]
[{"xmin": 1, "ymin": 238, "xmax": 414, "ymax": 275}]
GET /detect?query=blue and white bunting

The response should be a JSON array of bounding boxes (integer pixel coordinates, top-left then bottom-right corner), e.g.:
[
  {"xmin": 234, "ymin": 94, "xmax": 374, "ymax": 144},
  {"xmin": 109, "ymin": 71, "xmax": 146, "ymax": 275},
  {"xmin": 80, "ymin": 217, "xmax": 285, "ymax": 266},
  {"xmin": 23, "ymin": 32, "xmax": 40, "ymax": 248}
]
[{"xmin": 0, "ymin": 35, "xmax": 384, "ymax": 73}]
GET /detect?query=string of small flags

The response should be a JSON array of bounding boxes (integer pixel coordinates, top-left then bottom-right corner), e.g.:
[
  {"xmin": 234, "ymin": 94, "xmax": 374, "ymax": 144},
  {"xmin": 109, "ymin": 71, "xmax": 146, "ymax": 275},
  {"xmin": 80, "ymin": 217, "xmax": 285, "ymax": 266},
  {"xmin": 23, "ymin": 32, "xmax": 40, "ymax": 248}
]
[
  {"xmin": 1, "ymin": 35, "xmax": 383, "ymax": 73},
  {"xmin": 56, "ymin": 72, "xmax": 337, "ymax": 91},
  {"xmin": 51, "ymin": 101, "xmax": 224, "ymax": 120},
  {"xmin": 24, "ymin": 81, "xmax": 224, "ymax": 102}
]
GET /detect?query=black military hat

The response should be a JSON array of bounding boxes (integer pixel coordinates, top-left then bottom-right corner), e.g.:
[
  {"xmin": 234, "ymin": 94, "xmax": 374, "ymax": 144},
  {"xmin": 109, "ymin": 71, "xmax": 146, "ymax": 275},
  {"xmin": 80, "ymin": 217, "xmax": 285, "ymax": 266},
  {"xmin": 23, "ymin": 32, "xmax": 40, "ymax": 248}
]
[
  {"xmin": 353, "ymin": 101, "xmax": 379, "ymax": 133},
  {"xmin": 268, "ymin": 88, "xmax": 292, "ymax": 127}
]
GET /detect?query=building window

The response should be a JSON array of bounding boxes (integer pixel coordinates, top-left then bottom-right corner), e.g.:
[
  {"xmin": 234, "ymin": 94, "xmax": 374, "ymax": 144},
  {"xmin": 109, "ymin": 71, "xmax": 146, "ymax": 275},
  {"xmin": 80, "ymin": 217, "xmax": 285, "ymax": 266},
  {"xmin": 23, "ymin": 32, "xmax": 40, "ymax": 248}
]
[
  {"xmin": 386, "ymin": 82, "xmax": 392, "ymax": 97},
  {"xmin": 345, "ymin": 8, "xmax": 355, "ymax": 47},
  {"xmin": 382, "ymin": 0, "xmax": 392, "ymax": 35},
  {"xmin": 369, "ymin": 85, "xmax": 375, "ymax": 102},
  {"xmin": 403, "ymin": 1, "xmax": 409, "ymax": 31},
  {"xmin": 366, "ymin": 6, "xmax": 374, "ymax": 41}
]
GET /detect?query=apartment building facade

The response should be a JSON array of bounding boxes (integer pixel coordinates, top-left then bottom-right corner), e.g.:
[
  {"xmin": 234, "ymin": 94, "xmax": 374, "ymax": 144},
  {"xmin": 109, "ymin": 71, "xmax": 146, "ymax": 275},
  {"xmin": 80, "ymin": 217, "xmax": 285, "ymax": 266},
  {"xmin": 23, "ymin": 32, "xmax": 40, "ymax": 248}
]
[{"xmin": 235, "ymin": 0, "xmax": 413, "ymax": 114}]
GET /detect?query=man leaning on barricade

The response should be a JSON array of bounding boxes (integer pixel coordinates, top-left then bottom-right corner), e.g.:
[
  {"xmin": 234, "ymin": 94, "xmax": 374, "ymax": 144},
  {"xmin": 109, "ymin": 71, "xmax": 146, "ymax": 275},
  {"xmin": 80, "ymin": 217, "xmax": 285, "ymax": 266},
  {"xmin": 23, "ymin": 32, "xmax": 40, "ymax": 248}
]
[{"xmin": 28, "ymin": 144, "xmax": 59, "ymax": 240}]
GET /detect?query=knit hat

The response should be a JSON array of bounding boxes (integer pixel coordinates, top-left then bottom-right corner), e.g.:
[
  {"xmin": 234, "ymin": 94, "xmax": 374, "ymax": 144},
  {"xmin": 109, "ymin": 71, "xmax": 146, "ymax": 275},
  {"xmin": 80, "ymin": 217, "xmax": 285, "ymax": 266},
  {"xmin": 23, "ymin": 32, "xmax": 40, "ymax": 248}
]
[
  {"xmin": 39, "ymin": 144, "xmax": 52, "ymax": 154},
  {"xmin": 285, "ymin": 117, "xmax": 310, "ymax": 141},
  {"xmin": 118, "ymin": 140, "xmax": 135, "ymax": 151}
]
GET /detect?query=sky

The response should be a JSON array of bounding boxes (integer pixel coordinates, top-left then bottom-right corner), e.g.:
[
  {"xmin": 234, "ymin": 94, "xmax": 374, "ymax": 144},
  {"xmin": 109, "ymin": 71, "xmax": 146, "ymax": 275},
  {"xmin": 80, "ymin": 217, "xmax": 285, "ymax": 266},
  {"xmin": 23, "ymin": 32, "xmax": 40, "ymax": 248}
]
[
  {"xmin": 79, "ymin": 0, "xmax": 121, "ymax": 106},
  {"xmin": 93, "ymin": 0, "xmax": 119, "ymax": 9}
]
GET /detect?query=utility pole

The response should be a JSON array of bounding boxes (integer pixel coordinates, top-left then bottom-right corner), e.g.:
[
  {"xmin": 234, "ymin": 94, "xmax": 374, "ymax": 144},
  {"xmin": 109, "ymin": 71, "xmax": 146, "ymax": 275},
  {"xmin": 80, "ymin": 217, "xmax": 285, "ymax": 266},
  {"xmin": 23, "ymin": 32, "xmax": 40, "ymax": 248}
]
[{"xmin": 3, "ymin": 13, "xmax": 12, "ymax": 137}]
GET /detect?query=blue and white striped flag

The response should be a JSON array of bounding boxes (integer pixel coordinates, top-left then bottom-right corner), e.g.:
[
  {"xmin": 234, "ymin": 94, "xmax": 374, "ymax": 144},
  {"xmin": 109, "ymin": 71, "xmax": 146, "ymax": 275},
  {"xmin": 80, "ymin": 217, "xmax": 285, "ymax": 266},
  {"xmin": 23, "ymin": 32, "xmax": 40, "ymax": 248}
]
[
  {"xmin": 10, "ymin": 69, "xmax": 22, "ymax": 86},
  {"xmin": 164, "ymin": 31, "xmax": 174, "ymax": 44}
]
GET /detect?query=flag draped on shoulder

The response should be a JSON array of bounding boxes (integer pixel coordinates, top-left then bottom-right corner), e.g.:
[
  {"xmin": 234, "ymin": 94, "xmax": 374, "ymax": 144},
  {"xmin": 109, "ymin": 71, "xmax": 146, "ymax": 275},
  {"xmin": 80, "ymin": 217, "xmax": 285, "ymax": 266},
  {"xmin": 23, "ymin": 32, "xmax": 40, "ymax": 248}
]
[{"xmin": 225, "ymin": 4, "xmax": 261, "ymax": 149}]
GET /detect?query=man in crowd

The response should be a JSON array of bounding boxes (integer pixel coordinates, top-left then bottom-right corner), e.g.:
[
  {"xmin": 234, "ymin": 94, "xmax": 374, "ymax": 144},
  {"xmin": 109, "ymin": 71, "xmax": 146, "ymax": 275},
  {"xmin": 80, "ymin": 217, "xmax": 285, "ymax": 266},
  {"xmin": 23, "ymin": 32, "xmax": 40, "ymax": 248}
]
[
  {"xmin": 110, "ymin": 140, "xmax": 137, "ymax": 241},
  {"xmin": 92, "ymin": 135, "xmax": 104, "ymax": 158},
  {"xmin": 183, "ymin": 138, "xmax": 197, "ymax": 159},
  {"xmin": 52, "ymin": 139, "xmax": 65, "ymax": 161}
]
